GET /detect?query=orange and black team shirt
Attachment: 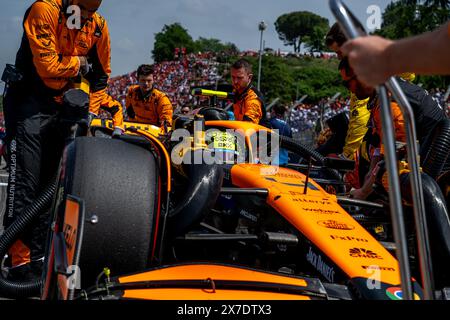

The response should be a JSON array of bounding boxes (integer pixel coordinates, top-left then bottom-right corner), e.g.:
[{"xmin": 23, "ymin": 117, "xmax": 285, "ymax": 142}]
[
  {"xmin": 369, "ymin": 99, "xmax": 406, "ymax": 156},
  {"xmin": 15, "ymin": 0, "xmax": 112, "ymax": 115},
  {"xmin": 126, "ymin": 85, "xmax": 173, "ymax": 126},
  {"xmin": 233, "ymin": 86, "xmax": 266, "ymax": 124}
]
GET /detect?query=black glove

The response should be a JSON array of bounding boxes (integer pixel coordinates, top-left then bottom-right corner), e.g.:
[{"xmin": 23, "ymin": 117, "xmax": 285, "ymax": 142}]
[
  {"xmin": 78, "ymin": 56, "xmax": 91, "ymax": 76},
  {"xmin": 126, "ymin": 106, "xmax": 136, "ymax": 119}
]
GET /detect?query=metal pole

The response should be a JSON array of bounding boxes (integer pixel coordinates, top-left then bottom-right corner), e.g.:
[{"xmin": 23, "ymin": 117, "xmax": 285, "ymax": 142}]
[
  {"xmin": 257, "ymin": 21, "xmax": 267, "ymax": 91},
  {"xmin": 378, "ymin": 86, "xmax": 414, "ymax": 300},
  {"xmin": 387, "ymin": 79, "xmax": 435, "ymax": 299},
  {"xmin": 329, "ymin": 0, "xmax": 419, "ymax": 300}
]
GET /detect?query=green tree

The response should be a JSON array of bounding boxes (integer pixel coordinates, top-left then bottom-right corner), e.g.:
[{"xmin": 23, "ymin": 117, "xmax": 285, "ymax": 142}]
[
  {"xmin": 303, "ymin": 25, "xmax": 329, "ymax": 52},
  {"xmin": 376, "ymin": 0, "xmax": 450, "ymax": 88},
  {"xmin": 227, "ymin": 55, "xmax": 346, "ymax": 104},
  {"xmin": 152, "ymin": 23, "xmax": 195, "ymax": 63},
  {"xmin": 377, "ymin": 0, "xmax": 450, "ymax": 39},
  {"xmin": 194, "ymin": 37, "xmax": 238, "ymax": 54},
  {"xmin": 274, "ymin": 11, "xmax": 329, "ymax": 53}
]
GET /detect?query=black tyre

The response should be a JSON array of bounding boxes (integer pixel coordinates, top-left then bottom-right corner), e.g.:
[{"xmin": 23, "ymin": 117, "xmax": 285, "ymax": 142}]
[{"xmin": 61, "ymin": 137, "xmax": 158, "ymax": 288}]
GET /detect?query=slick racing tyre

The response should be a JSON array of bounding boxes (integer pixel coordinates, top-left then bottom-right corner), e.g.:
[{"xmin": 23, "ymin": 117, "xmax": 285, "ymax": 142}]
[{"xmin": 56, "ymin": 137, "xmax": 158, "ymax": 288}]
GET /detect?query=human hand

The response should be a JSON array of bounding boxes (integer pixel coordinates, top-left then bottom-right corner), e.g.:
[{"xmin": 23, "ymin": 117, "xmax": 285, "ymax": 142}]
[
  {"xmin": 78, "ymin": 56, "xmax": 91, "ymax": 76},
  {"xmin": 349, "ymin": 188, "xmax": 368, "ymax": 200},
  {"xmin": 341, "ymin": 36, "xmax": 394, "ymax": 87}
]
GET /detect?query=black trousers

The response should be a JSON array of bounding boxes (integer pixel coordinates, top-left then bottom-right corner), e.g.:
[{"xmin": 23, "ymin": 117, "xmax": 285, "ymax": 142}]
[{"xmin": 3, "ymin": 81, "xmax": 66, "ymax": 262}]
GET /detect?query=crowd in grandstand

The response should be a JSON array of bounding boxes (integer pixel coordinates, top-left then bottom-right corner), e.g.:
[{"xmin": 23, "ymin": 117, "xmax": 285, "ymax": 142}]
[
  {"xmin": 287, "ymin": 97, "xmax": 351, "ymax": 135},
  {"xmin": 107, "ymin": 52, "xmax": 222, "ymax": 116}
]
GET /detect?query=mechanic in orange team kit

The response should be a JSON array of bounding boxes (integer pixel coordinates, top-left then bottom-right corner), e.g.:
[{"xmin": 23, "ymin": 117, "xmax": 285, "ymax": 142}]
[
  {"xmin": 126, "ymin": 64, "xmax": 173, "ymax": 127},
  {"xmin": 230, "ymin": 59, "xmax": 267, "ymax": 125},
  {"xmin": 2, "ymin": 0, "xmax": 121, "ymax": 281}
]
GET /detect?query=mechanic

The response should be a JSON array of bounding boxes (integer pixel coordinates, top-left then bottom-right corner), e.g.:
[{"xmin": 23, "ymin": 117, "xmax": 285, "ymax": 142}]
[
  {"xmin": 125, "ymin": 64, "xmax": 173, "ymax": 127},
  {"xmin": 325, "ymin": 23, "xmax": 371, "ymax": 161},
  {"xmin": 230, "ymin": 59, "xmax": 267, "ymax": 125},
  {"xmin": 341, "ymin": 21, "xmax": 450, "ymax": 87},
  {"xmin": 339, "ymin": 58, "xmax": 447, "ymax": 199},
  {"xmin": 325, "ymin": 23, "xmax": 417, "ymax": 161},
  {"xmin": 269, "ymin": 104, "xmax": 293, "ymax": 165},
  {"xmin": 2, "ymin": 0, "xmax": 118, "ymax": 281}
]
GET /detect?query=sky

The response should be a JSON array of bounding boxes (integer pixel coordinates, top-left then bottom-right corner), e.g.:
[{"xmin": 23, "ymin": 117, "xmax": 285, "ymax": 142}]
[{"xmin": 0, "ymin": 0, "xmax": 393, "ymax": 79}]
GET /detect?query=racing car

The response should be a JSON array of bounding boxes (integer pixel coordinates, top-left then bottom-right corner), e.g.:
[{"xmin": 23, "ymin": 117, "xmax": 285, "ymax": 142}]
[{"xmin": 33, "ymin": 82, "xmax": 442, "ymax": 300}]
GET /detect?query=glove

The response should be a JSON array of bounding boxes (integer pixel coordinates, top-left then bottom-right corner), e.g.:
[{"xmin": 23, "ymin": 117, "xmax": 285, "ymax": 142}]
[
  {"xmin": 126, "ymin": 106, "xmax": 136, "ymax": 120},
  {"xmin": 112, "ymin": 127, "xmax": 125, "ymax": 138},
  {"xmin": 78, "ymin": 56, "xmax": 91, "ymax": 76}
]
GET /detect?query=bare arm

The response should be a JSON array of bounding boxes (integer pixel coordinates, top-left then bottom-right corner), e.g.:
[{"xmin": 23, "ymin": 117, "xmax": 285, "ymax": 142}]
[{"xmin": 341, "ymin": 22, "xmax": 450, "ymax": 87}]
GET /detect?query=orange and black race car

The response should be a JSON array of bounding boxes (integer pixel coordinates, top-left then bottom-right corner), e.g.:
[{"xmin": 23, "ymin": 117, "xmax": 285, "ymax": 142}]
[{"xmin": 31, "ymin": 105, "xmax": 446, "ymax": 301}]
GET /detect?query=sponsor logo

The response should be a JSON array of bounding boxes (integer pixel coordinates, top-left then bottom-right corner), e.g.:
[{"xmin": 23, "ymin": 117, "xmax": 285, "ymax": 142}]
[
  {"xmin": 362, "ymin": 265, "xmax": 395, "ymax": 272},
  {"xmin": 63, "ymin": 223, "xmax": 77, "ymax": 251},
  {"xmin": 304, "ymin": 208, "xmax": 341, "ymax": 215},
  {"xmin": 349, "ymin": 248, "xmax": 383, "ymax": 260},
  {"xmin": 40, "ymin": 52, "xmax": 57, "ymax": 58},
  {"xmin": 276, "ymin": 173, "xmax": 303, "ymax": 179},
  {"xmin": 291, "ymin": 197, "xmax": 332, "ymax": 206},
  {"xmin": 239, "ymin": 209, "xmax": 258, "ymax": 222},
  {"xmin": 306, "ymin": 247, "xmax": 335, "ymax": 283},
  {"xmin": 317, "ymin": 220, "xmax": 355, "ymax": 230},
  {"xmin": 35, "ymin": 23, "xmax": 50, "ymax": 31},
  {"xmin": 37, "ymin": 33, "xmax": 51, "ymax": 40},
  {"xmin": 330, "ymin": 235, "xmax": 369, "ymax": 242},
  {"xmin": 77, "ymin": 41, "xmax": 88, "ymax": 49},
  {"xmin": 386, "ymin": 287, "xmax": 421, "ymax": 300},
  {"xmin": 374, "ymin": 225, "xmax": 385, "ymax": 234}
]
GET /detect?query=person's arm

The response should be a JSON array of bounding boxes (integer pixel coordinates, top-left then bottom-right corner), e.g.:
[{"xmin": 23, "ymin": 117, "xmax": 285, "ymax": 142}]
[
  {"xmin": 350, "ymin": 154, "xmax": 382, "ymax": 199},
  {"xmin": 23, "ymin": 2, "xmax": 80, "ymax": 88},
  {"xmin": 243, "ymin": 98, "xmax": 262, "ymax": 124},
  {"xmin": 86, "ymin": 15, "xmax": 111, "ymax": 117},
  {"xmin": 158, "ymin": 94, "xmax": 174, "ymax": 126},
  {"xmin": 100, "ymin": 95, "xmax": 124, "ymax": 130},
  {"xmin": 341, "ymin": 22, "xmax": 450, "ymax": 87}
]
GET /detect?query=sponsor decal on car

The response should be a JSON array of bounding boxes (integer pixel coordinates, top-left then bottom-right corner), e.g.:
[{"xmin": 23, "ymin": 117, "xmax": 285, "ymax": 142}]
[
  {"xmin": 386, "ymin": 287, "xmax": 421, "ymax": 300},
  {"xmin": 362, "ymin": 265, "xmax": 395, "ymax": 272},
  {"xmin": 306, "ymin": 247, "xmax": 335, "ymax": 283},
  {"xmin": 349, "ymin": 248, "xmax": 383, "ymax": 260},
  {"xmin": 330, "ymin": 235, "xmax": 369, "ymax": 242},
  {"xmin": 317, "ymin": 220, "xmax": 355, "ymax": 230},
  {"xmin": 303, "ymin": 208, "xmax": 341, "ymax": 214}
]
